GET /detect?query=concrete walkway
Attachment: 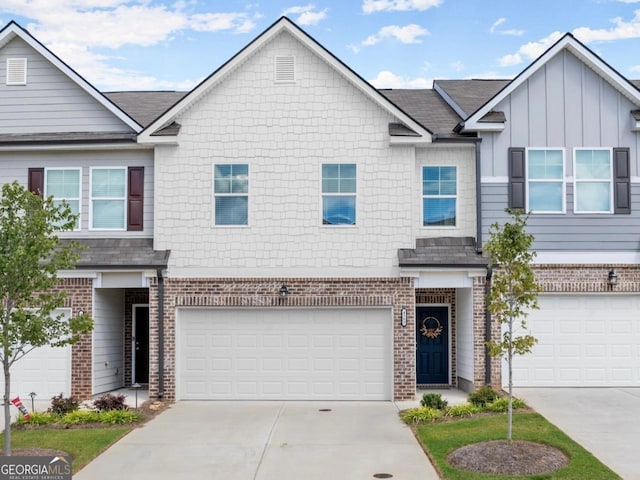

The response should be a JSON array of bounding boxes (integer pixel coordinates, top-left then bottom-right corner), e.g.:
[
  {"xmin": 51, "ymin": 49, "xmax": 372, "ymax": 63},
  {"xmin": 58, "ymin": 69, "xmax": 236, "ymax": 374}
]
[
  {"xmin": 75, "ymin": 401, "xmax": 439, "ymax": 480},
  {"xmin": 515, "ymin": 387, "xmax": 640, "ymax": 480}
]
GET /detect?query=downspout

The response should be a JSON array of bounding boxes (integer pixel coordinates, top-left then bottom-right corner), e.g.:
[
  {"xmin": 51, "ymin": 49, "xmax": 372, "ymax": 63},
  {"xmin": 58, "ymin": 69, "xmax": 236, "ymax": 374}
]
[
  {"xmin": 156, "ymin": 268, "xmax": 165, "ymax": 398},
  {"xmin": 475, "ymin": 140, "xmax": 483, "ymax": 253},
  {"xmin": 484, "ymin": 266, "xmax": 493, "ymax": 385}
]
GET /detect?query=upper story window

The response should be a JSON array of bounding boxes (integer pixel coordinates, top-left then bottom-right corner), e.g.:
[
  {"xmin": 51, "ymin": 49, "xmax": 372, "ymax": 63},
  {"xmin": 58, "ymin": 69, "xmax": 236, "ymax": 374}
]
[
  {"xmin": 90, "ymin": 167, "xmax": 126, "ymax": 230},
  {"xmin": 422, "ymin": 166, "xmax": 456, "ymax": 226},
  {"xmin": 322, "ymin": 164, "xmax": 356, "ymax": 225},
  {"xmin": 527, "ymin": 149, "xmax": 565, "ymax": 213},
  {"xmin": 214, "ymin": 164, "xmax": 248, "ymax": 225},
  {"xmin": 574, "ymin": 149, "xmax": 612, "ymax": 213},
  {"xmin": 45, "ymin": 168, "xmax": 81, "ymax": 230}
]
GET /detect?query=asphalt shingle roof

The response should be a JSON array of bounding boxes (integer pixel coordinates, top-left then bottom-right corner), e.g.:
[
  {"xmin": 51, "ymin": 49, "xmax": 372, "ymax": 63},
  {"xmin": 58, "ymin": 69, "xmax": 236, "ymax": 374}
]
[
  {"xmin": 434, "ymin": 79, "xmax": 511, "ymax": 118},
  {"xmin": 379, "ymin": 88, "xmax": 463, "ymax": 135},
  {"xmin": 104, "ymin": 91, "xmax": 187, "ymax": 127},
  {"xmin": 398, "ymin": 237, "xmax": 488, "ymax": 268},
  {"xmin": 67, "ymin": 238, "xmax": 170, "ymax": 269}
]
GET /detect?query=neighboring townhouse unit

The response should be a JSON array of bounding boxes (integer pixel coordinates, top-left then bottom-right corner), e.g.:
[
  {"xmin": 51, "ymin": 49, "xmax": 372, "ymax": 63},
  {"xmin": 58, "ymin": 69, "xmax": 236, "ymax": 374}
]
[
  {"xmin": 1, "ymin": 17, "xmax": 638, "ymax": 403},
  {"xmin": 436, "ymin": 33, "xmax": 640, "ymax": 388}
]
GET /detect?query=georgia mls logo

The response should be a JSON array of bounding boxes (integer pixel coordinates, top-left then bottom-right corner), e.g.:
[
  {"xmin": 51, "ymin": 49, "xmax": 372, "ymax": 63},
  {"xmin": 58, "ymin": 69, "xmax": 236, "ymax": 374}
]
[{"xmin": 0, "ymin": 455, "xmax": 72, "ymax": 480}]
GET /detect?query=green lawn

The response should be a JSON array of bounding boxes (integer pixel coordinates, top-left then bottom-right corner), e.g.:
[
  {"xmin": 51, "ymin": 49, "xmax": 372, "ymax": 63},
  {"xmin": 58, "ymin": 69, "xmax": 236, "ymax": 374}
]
[
  {"xmin": 413, "ymin": 412, "xmax": 620, "ymax": 479},
  {"xmin": 1, "ymin": 427, "xmax": 132, "ymax": 472}
]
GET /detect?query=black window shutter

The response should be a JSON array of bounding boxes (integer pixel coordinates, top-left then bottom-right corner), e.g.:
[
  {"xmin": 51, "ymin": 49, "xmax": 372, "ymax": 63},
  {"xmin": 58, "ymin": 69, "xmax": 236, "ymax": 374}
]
[
  {"xmin": 127, "ymin": 167, "xmax": 144, "ymax": 231},
  {"xmin": 613, "ymin": 148, "xmax": 631, "ymax": 214},
  {"xmin": 508, "ymin": 147, "xmax": 526, "ymax": 210},
  {"xmin": 28, "ymin": 168, "xmax": 44, "ymax": 196}
]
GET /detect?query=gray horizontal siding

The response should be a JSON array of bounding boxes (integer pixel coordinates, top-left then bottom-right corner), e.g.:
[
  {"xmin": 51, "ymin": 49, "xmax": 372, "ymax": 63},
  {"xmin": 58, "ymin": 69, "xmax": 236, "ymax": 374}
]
[
  {"xmin": 482, "ymin": 183, "xmax": 640, "ymax": 251},
  {"xmin": 0, "ymin": 149, "xmax": 154, "ymax": 238},
  {"xmin": 0, "ymin": 37, "xmax": 130, "ymax": 134}
]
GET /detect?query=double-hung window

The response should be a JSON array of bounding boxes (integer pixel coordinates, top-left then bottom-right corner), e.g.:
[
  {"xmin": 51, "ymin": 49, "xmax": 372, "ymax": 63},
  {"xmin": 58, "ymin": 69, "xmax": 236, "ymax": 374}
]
[
  {"xmin": 527, "ymin": 149, "xmax": 564, "ymax": 213},
  {"xmin": 322, "ymin": 164, "xmax": 356, "ymax": 225},
  {"xmin": 422, "ymin": 166, "xmax": 456, "ymax": 226},
  {"xmin": 45, "ymin": 168, "xmax": 81, "ymax": 230},
  {"xmin": 214, "ymin": 164, "xmax": 248, "ymax": 225},
  {"xmin": 90, "ymin": 167, "xmax": 126, "ymax": 230},
  {"xmin": 574, "ymin": 149, "xmax": 612, "ymax": 213}
]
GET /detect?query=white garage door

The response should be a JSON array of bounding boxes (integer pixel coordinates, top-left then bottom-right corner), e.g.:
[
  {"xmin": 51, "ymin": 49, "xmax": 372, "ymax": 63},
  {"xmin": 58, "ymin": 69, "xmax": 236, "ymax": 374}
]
[
  {"xmin": 2, "ymin": 309, "xmax": 72, "ymax": 399},
  {"xmin": 506, "ymin": 294, "xmax": 640, "ymax": 387},
  {"xmin": 178, "ymin": 308, "xmax": 392, "ymax": 400}
]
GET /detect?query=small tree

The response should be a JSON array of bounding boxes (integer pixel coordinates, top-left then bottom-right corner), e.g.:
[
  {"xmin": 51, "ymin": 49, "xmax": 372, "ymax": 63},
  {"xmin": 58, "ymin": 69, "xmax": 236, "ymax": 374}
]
[
  {"xmin": 0, "ymin": 181, "xmax": 92, "ymax": 455},
  {"xmin": 484, "ymin": 208, "xmax": 540, "ymax": 442}
]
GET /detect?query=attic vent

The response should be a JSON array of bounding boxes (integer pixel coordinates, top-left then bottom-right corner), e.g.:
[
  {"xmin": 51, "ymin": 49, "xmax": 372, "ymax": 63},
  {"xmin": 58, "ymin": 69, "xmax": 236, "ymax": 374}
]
[
  {"xmin": 6, "ymin": 58, "xmax": 27, "ymax": 85},
  {"xmin": 274, "ymin": 55, "xmax": 295, "ymax": 83}
]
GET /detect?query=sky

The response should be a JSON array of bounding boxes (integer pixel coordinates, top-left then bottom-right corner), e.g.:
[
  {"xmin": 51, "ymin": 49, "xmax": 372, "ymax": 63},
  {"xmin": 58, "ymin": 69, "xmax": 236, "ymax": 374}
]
[{"xmin": 2, "ymin": 0, "xmax": 640, "ymax": 92}]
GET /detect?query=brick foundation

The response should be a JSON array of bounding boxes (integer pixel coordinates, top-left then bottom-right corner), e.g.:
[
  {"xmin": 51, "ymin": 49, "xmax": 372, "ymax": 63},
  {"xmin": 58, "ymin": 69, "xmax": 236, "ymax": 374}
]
[{"xmin": 148, "ymin": 277, "xmax": 416, "ymax": 401}]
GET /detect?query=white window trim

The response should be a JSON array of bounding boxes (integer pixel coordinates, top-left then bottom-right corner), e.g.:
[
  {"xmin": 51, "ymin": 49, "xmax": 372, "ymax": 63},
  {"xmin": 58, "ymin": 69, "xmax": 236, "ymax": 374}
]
[
  {"xmin": 525, "ymin": 147, "xmax": 566, "ymax": 214},
  {"xmin": 320, "ymin": 163, "xmax": 358, "ymax": 227},
  {"xmin": 89, "ymin": 166, "xmax": 127, "ymax": 231},
  {"xmin": 421, "ymin": 165, "xmax": 458, "ymax": 228},
  {"xmin": 212, "ymin": 163, "xmax": 250, "ymax": 227},
  {"xmin": 573, "ymin": 147, "xmax": 614, "ymax": 214},
  {"xmin": 44, "ymin": 167, "xmax": 82, "ymax": 231}
]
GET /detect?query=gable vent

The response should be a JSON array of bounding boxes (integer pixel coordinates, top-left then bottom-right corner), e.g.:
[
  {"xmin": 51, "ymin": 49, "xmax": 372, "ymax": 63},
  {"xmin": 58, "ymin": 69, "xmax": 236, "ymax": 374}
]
[
  {"xmin": 6, "ymin": 58, "xmax": 27, "ymax": 85},
  {"xmin": 274, "ymin": 55, "xmax": 295, "ymax": 83}
]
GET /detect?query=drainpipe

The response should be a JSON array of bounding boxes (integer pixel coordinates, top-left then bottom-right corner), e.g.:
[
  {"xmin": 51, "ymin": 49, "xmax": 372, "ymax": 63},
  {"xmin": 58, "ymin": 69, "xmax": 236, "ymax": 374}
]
[
  {"xmin": 475, "ymin": 140, "xmax": 483, "ymax": 254},
  {"xmin": 156, "ymin": 268, "xmax": 165, "ymax": 398},
  {"xmin": 484, "ymin": 266, "xmax": 493, "ymax": 385}
]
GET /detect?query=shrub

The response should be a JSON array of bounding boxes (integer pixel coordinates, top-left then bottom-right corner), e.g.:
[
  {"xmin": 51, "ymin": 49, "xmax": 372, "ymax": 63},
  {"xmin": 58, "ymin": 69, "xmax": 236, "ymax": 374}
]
[
  {"xmin": 97, "ymin": 410, "xmax": 142, "ymax": 424},
  {"xmin": 401, "ymin": 407, "xmax": 443, "ymax": 424},
  {"xmin": 485, "ymin": 396, "xmax": 527, "ymax": 412},
  {"xmin": 420, "ymin": 393, "xmax": 448, "ymax": 410},
  {"xmin": 60, "ymin": 410, "xmax": 100, "ymax": 425},
  {"xmin": 445, "ymin": 403, "xmax": 480, "ymax": 418},
  {"xmin": 468, "ymin": 386, "xmax": 499, "ymax": 407},
  {"xmin": 16, "ymin": 412, "xmax": 57, "ymax": 426},
  {"xmin": 93, "ymin": 393, "xmax": 128, "ymax": 411},
  {"xmin": 48, "ymin": 393, "xmax": 79, "ymax": 415}
]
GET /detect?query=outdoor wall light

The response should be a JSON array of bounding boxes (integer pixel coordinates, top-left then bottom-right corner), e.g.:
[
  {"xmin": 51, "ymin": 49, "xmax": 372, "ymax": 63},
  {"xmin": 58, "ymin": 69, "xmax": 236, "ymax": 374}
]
[
  {"xmin": 608, "ymin": 269, "xmax": 618, "ymax": 286},
  {"xmin": 401, "ymin": 307, "xmax": 407, "ymax": 327},
  {"xmin": 279, "ymin": 283, "xmax": 290, "ymax": 298}
]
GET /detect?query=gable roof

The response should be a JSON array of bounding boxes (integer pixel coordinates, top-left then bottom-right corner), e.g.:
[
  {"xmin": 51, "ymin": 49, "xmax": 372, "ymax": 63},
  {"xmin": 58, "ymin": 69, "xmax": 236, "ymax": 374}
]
[
  {"xmin": 137, "ymin": 16, "xmax": 432, "ymax": 144},
  {"xmin": 456, "ymin": 33, "xmax": 640, "ymax": 132},
  {"xmin": 0, "ymin": 21, "xmax": 142, "ymax": 133},
  {"xmin": 104, "ymin": 91, "xmax": 187, "ymax": 127},
  {"xmin": 433, "ymin": 80, "xmax": 510, "ymax": 119}
]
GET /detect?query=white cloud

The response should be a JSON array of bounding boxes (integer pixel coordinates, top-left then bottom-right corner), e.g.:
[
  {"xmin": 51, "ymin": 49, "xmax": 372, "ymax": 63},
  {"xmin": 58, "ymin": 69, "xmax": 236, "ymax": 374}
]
[
  {"xmin": 449, "ymin": 60, "xmax": 464, "ymax": 72},
  {"xmin": 498, "ymin": 53, "xmax": 522, "ymax": 67},
  {"xmin": 368, "ymin": 70, "xmax": 432, "ymax": 88},
  {"xmin": 0, "ymin": 1, "xmax": 259, "ymax": 89},
  {"xmin": 489, "ymin": 17, "xmax": 524, "ymax": 36},
  {"xmin": 281, "ymin": 4, "xmax": 327, "ymax": 25},
  {"xmin": 490, "ymin": 18, "xmax": 506, "ymax": 34},
  {"xmin": 497, "ymin": 31, "xmax": 562, "ymax": 67},
  {"xmin": 361, "ymin": 24, "xmax": 428, "ymax": 46},
  {"xmin": 616, "ymin": 0, "xmax": 640, "ymax": 3},
  {"xmin": 362, "ymin": 0, "xmax": 442, "ymax": 14}
]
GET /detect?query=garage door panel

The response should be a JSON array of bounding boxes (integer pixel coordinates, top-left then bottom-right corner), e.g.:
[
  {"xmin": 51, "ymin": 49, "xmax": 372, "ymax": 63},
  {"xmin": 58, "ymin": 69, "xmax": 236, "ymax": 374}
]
[
  {"xmin": 178, "ymin": 308, "xmax": 391, "ymax": 400},
  {"xmin": 508, "ymin": 294, "xmax": 640, "ymax": 387}
]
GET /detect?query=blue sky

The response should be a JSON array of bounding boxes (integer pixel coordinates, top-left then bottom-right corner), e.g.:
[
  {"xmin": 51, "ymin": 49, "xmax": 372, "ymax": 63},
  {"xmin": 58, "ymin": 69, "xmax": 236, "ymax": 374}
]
[{"xmin": 2, "ymin": 0, "xmax": 640, "ymax": 91}]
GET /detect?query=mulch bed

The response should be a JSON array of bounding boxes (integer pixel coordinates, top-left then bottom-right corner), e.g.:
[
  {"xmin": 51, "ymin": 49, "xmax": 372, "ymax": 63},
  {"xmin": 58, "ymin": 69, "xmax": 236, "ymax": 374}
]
[{"xmin": 447, "ymin": 439, "xmax": 569, "ymax": 475}]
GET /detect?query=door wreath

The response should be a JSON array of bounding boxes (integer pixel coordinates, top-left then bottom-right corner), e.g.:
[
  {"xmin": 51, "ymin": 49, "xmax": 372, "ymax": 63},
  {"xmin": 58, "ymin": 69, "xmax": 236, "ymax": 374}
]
[{"xmin": 420, "ymin": 316, "xmax": 443, "ymax": 339}]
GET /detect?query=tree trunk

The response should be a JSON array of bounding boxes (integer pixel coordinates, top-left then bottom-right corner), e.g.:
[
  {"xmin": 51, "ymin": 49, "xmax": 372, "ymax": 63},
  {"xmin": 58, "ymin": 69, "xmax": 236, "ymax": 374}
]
[
  {"xmin": 507, "ymin": 314, "xmax": 513, "ymax": 443},
  {"xmin": 4, "ymin": 357, "xmax": 11, "ymax": 456}
]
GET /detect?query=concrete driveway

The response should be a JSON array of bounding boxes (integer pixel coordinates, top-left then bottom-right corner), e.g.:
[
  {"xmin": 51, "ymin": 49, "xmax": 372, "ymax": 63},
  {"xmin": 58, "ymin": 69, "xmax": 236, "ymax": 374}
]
[
  {"xmin": 515, "ymin": 387, "xmax": 640, "ymax": 480},
  {"xmin": 74, "ymin": 401, "xmax": 438, "ymax": 480}
]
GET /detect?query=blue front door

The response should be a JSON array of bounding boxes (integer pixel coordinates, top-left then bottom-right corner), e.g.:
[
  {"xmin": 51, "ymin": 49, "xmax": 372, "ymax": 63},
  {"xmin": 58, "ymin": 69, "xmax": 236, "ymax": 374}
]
[{"xmin": 416, "ymin": 306, "xmax": 449, "ymax": 384}]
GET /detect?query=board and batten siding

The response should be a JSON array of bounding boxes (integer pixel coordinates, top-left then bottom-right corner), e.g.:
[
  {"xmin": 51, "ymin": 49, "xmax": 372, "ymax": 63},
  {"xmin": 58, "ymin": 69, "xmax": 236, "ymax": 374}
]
[
  {"xmin": 0, "ymin": 37, "xmax": 131, "ymax": 134},
  {"xmin": 93, "ymin": 288, "xmax": 125, "ymax": 394},
  {"xmin": 0, "ymin": 149, "xmax": 154, "ymax": 237},
  {"xmin": 479, "ymin": 49, "xmax": 640, "ymax": 252}
]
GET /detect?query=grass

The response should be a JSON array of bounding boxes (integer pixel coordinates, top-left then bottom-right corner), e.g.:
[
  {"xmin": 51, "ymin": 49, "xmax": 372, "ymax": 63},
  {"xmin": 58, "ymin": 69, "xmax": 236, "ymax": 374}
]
[
  {"xmin": 413, "ymin": 412, "xmax": 621, "ymax": 479},
  {"xmin": 1, "ymin": 427, "xmax": 132, "ymax": 471}
]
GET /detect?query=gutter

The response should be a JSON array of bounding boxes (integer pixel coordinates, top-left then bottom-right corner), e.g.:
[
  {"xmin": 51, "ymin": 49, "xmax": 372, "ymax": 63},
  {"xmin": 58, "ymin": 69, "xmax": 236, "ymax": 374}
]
[
  {"xmin": 485, "ymin": 266, "xmax": 493, "ymax": 385},
  {"xmin": 156, "ymin": 268, "xmax": 165, "ymax": 398}
]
